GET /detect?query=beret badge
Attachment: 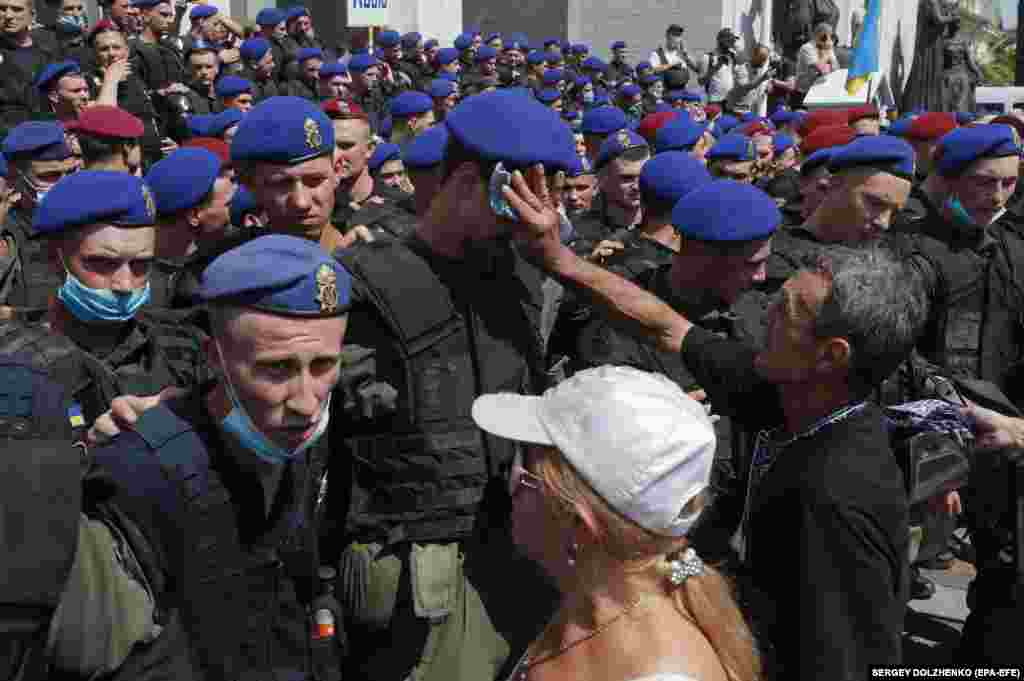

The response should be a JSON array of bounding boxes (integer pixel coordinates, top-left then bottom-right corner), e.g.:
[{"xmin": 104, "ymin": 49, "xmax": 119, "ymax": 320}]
[
  {"xmin": 304, "ymin": 117, "xmax": 322, "ymax": 151},
  {"xmin": 315, "ymin": 263, "xmax": 339, "ymax": 313},
  {"xmin": 142, "ymin": 185, "xmax": 156, "ymax": 221},
  {"xmin": 616, "ymin": 130, "xmax": 631, "ymax": 147}
]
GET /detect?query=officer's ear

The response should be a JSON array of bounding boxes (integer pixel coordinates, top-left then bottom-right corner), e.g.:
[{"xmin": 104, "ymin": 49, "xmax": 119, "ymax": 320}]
[{"xmin": 185, "ymin": 205, "xmax": 202, "ymax": 229}]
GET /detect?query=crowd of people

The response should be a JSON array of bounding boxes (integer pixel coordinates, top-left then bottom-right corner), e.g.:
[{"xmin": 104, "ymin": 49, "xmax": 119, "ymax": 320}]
[{"xmin": 3, "ymin": 3, "xmax": 1024, "ymax": 681}]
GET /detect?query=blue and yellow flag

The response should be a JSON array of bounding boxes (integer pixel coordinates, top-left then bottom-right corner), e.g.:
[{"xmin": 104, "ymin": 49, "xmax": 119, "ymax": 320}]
[{"xmin": 846, "ymin": 0, "xmax": 881, "ymax": 95}]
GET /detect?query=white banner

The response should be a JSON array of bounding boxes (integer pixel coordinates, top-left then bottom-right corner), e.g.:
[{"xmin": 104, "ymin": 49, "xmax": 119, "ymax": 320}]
[{"xmin": 348, "ymin": 0, "xmax": 389, "ymax": 27}]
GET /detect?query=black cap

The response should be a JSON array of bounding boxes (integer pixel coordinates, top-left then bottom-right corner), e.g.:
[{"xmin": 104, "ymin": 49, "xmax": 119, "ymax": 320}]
[{"xmin": 667, "ymin": 24, "xmax": 684, "ymax": 35}]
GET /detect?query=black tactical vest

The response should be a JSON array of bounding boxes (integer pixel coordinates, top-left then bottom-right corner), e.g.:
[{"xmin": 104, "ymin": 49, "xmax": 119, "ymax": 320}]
[{"xmin": 0, "ymin": 211, "xmax": 63, "ymax": 318}]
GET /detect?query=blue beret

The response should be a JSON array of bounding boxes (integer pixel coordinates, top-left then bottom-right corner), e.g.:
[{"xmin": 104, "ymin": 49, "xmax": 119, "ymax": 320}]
[
  {"xmin": 653, "ymin": 103, "xmax": 674, "ymax": 113},
  {"xmin": 560, "ymin": 40, "xmax": 572, "ymax": 53},
  {"xmin": 655, "ymin": 116, "xmax": 706, "ymax": 153},
  {"xmin": 368, "ymin": 143, "xmax": 402, "ymax": 173},
  {"xmin": 424, "ymin": 38, "xmax": 439, "ymax": 49},
  {"xmin": 574, "ymin": 75, "xmax": 591, "ymax": 88},
  {"xmin": 542, "ymin": 69, "xmax": 565, "ymax": 86},
  {"xmin": 229, "ymin": 185, "xmax": 258, "ymax": 226},
  {"xmin": 485, "ymin": 32, "xmax": 501, "ymax": 43},
  {"xmin": 672, "ymin": 180, "xmax": 780, "ymax": 242},
  {"xmin": 886, "ymin": 117, "xmax": 914, "ymax": 138},
  {"xmin": 2, "ymin": 121, "xmax": 71, "ymax": 161},
  {"xmin": 536, "ymin": 88, "xmax": 561, "ymax": 105},
  {"xmin": 187, "ymin": 113, "xmax": 216, "ymax": 137},
  {"xmin": 545, "ymin": 53, "xmax": 562, "ymax": 65},
  {"xmin": 611, "ymin": 40, "xmax": 626, "ymax": 50},
  {"xmin": 800, "ymin": 147, "xmax": 836, "ymax": 177},
  {"xmin": 240, "ymin": 37, "xmax": 271, "ymax": 62},
  {"xmin": 231, "ymin": 96, "xmax": 333, "ymax": 165},
  {"xmin": 444, "ymin": 90, "xmax": 577, "ymax": 172},
  {"xmin": 389, "ymin": 91, "xmax": 432, "ymax": 118},
  {"xmin": 772, "ymin": 133, "xmax": 796, "ymax": 154},
  {"xmin": 595, "ymin": 128, "xmax": 648, "ymax": 170},
  {"xmin": 403, "ymin": 124, "xmax": 449, "ymax": 169},
  {"xmin": 145, "ymin": 148, "xmax": 221, "ymax": 216},
  {"xmin": 34, "ymin": 171, "xmax": 156, "ymax": 236},
  {"xmin": 828, "ymin": 135, "xmax": 915, "ymax": 179},
  {"xmin": 567, "ymin": 155, "xmax": 594, "ymax": 177},
  {"xmin": 379, "ymin": 116, "xmax": 393, "ymax": 141},
  {"xmin": 131, "ymin": 0, "xmax": 164, "ymax": 8},
  {"xmin": 436, "ymin": 71, "xmax": 458, "ymax": 83},
  {"xmin": 619, "ymin": 83, "xmax": 641, "ymax": 99},
  {"xmin": 428, "ymin": 79, "xmax": 457, "ymax": 98},
  {"xmin": 207, "ymin": 108, "xmax": 245, "ymax": 136},
  {"xmin": 711, "ymin": 114, "xmax": 739, "ymax": 138},
  {"xmin": 640, "ymin": 151, "xmax": 712, "ymax": 205},
  {"xmin": 200, "ymin": 234, "xmax": 352, "ymax": 316},
  {"xmin": 955, "ymin": 112, "xmax": 977, "ymax": 125},
  {"xmin": 636, "ymin": 61, "xmax": 651, "ymax": 71},
  {"xmin": 593, "ymin": 89, "xmax": 611, "ymax": 107},
  {"xmin": 572, "ymin": 43, "xmax": 589, "ymax": 54},
  {"xmin": 215, "ymin": 75, "xmax": 253, "ymax": 98},
  {"xmin": 0, "ymin": 153, "xmax": 6, "ymax": 179},
  {"xmin": 582, "ymin": 57, "xmax": 608, "ymax": 72},
  {"xmin": 185, "ymin": 39, "xmax": 218, "ymax": 56},
  {"xmin": 256, "ymin": 7, "xmax": 284, "ymax": 25},
  {"xmin": 543, "ymin": 37, "xmax": 560, "ymax": 48},
  {"xmin": 402, "ymin": 32, "xmax": 423, "ymax": 47},
  {"xmin": 34, "ymin": 61, "xmax": 81, "ymax": 92},
  {"xmin": 504, "ymin": 38, "xmax": 525, "ymax": 52},
  {"xmin": 476, "ymin": 46, "xmax": 498, "ymax": 61},
  {"xmin": 679, "ymin": 90, "xmax": 702, "ymax": 102},
  {"xmin": 190, "ymin": 4, "xmax": 217, "ymax": 19},
  {"xmin": 770, "ymin": 108, "xmax": 797, "ymax": 125},
  {"xmin": 706, "ymin": 134, "xmax": 756, "ymax": 162},
  {"xmin": 436, "ymin": 48, "xmax": 459, "ymax": 66},
  {"xmin": 374, "ymin": 48, "xmax": 384, "ymax": 60},
  {"xmin": 319, "ymin": 61, "xmax": 347, "ymax": 79},
  {"xmin": 454, "ymin": 33, "xmax": 473, "ymax": 50},
  {"xmin": 297, "ymin": 47, "xmax": 323, "ymax": 63},
  {"xmin": 526, "ymin": 51, "xmax": 546, "ymax": 65},
  {"xmin": 376, "ymin": 30, "xmax": 401, "ymax": 48},
  {"xmin": 640, "ymin": 73, "xmax": 660, "ymax": 86},
  {"xmin": 581, "ymin": 105, "xmax": 628, "ymax": 135},
  {"xmin": 936, "ymin": 124, "xmax": 1020, "ymax": 177},
  {"xmin": 348, "ymin": 53, "xmax": 380, "ymax": 72},
  {"xmin": 664, "ymin": 89, "xmax": 685, "ymax": 103},
  {"xmin": 738, "ymin": 111, "xmax": 757, "ymax": 123},
  {"xmin": 284, "ymin": 5, "xmax": 308, "ymax": 21}
]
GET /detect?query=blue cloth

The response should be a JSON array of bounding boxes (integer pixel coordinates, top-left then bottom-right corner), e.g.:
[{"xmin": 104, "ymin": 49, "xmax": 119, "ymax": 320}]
[
  {"xmin": 572, "ymin": 43, "xmax": 589, "ymax": 55},
  {"xmin": 379, "ymin": 115, "xmax": 393, "ymax": 140},
  {"xmin": 636, "ymin": 61, "xmax": 651, "ymax": 71},
  {"xmin": 428, "ymin": 79, "xmax": 457, "ymax": 98},
  {"xmin": 574, "ymin": 75, "xmax": 590, "ymax": 88},
  {"xmin": 710, "ymin": 114, "xmax": 739, "ymax": 138},
  {"xmin": 34, "ymin": 171, "xmax": 157, "ymax": 236},
  {"xmin": 34, "ymin": 60, "xmax": 80, "ymax": 91},
  {"xmin": 189, "ymin": 4, "xmax": 217, "ymax": 19},
  {"xmin": 883, "ymin": 400, "xmax": 974, "ymax": 444},
  {"xmin": 885, "ymin": 117, "xmax": 914, "ymax": 137},
  {"xmin": 706, "ymin": 134, "xmax": 756, "ymax": 162},
  {"xmin": 526, "ymin": 51, "xmax": 546, "ymax": 65},
  {"xmin": 581, "ymin": 105, "xmax": 627, "ymax": 135},
  {"xmin": 255, "ymin": 7, "xmax": 284, "ymax": 25},
  {"xmin": 595, "ymin": 128, "xmax": 648, "ymax": 170},
  {"xmin": 611, "ymin": 40, "xmax": 626, "ymax": 50},
  {"xmin": 845, "ymin": 0, "xmax": 880, "ymax": 94},
  {"xmin": 664, "ymin": 89, "xmax": 685, "ymax": 103},
  {"xmin": 240, "ymin": 37, "xmax": 271, "ymax": 62},
  {"xmin": 955, "ymin": 112, "xmax": 977, "ymax": 125},
  {"xmin": 2, "ymin": 121, "xmax": 71, "ymax": 161},
  {"xmin": 403, "ymin": 124, "xmax": 449, "ymax": 169},
  {"xmin": 319, "ymin": 61, "xmax": 347, "ymax": 79},
  {"xmin": 296, "ymin": 47, "xmax": 322, "ymax": 63},
  {"xmin": 187, "ymin": 113, "xmax": 216, "ymax": 137},
  {"xmin": 672, "ymin": 180, "xmax": 780, "ymax": 242},
  {"xmin": 206, "ymin": 108, "xmax": 244, "ymax": 136},
  {"xmin": 368, "ymin": 143, "xmax": 401, "ymax": 173},
  {"xmin": 772, "ymin": 133, "xmax": 796, "ymax": 154},
  {"xmin": 229, "ymin": 185, "xmax": 258, "ymax": 226},
  {"xmin": 145, "ymin": 148, "xmax": 221, "ymax": 216},
  {"xmin": 131, "ymin": 0, "xmax": 163, "ymax": 8},
  {"xmin": 215, "ymin": 75, "xmax": 253, "ymax": 98},
  {"xmin": 567, "ymin": 155, "xmax": 594, "ymax": 177},
  {"xmin": 655, "ymin": 116, "xmax": 706, "ymax": 153},
  {"xmin": 376, "ymin": 30, "xmax": 401, "ymax": 48},
  {"xmin": 640, "ymin": 73, "xmax": 660, "ymax": 86},
  {"xmin": 653, "ymin": 102, "xmax": 674, "ymax": 113},
  {"xmin": 284, "ymin": 5, "xmax": 308, "ymax": 21},
  {"xmin": 582, "ymin": 57, "xmax": 607, "ymax": 72},
  {"xmin": 545, "ymin": 53, "xmax": 562, "ymax": 65},
  {"xmin": 436, "ymin": 48, "xmax": 459, "ymax": 66},
  {"xmin": 444, "ymin": 89, "xmax": 577, "ymax": 172},
  {"xmin": 402, "ymin": 32, "xmax": 422, "ymax": 47},
  {"xmin": 828, "ymin": 134, "xmax": 915, "ymax": 179},
  {"xmin": 0, "ymin": 152, "xmax": 6, "ymax": 179},
  {"xmin": 536, "ymin": 88, "xmax": 561, "ymax": 104},
  {"xmin": 770, "ymin": 108, "xmax": 797, "ymax": 126},
  {"xmin": 936, "ymin": 124, "xmax": 1020, "ymax": 177},
  {"xmin": 199, "ymin": 234, "xmax": 352, "ymax": 316},
  {"xmin": 640, "ymin": 151, "xmax": 712, "ymax": 205},
  {"xmin": 543, "ymin": 68, "xmax": 565, "ymax": 86},
  {"xmin": 619, "ymin": 83, "xmax": 641, "ymax": 99},
  {"xmin": 504, "ymin": 37, "xmax": 526, "ymax": 52},
  {"xmin": 800, "ymin": 148, "xmax": 836, "ymax": 177},
  {"xmin": 436, "ymin": 71, "xmax": 458, "ymax": 83},
  {"xmin": 476, "ymin": 46, "xmax": 497, "ymax": 61},
  {"xmin": 231, "ymin": 96, "xmax": 333, "ymax": 165},
  {"xmin": 389, "ymin": 91, "xmax": 432, "ymax": 117},
  {"xmin": 348, "ymin": 53, "xmax": 379, "ymax": 72},
  {"xmin": 454, "ymin": 33, "xmax": 473, "ymax": 50},
  {"xmin": 424, "ymin": 39, "xmax": 439, "ymax": 50}
]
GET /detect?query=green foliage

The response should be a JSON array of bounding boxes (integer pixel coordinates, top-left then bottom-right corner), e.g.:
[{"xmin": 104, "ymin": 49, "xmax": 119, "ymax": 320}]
[{"xmin": 985, "ymin": 42, "xmax": 1016, "ymax": 85}]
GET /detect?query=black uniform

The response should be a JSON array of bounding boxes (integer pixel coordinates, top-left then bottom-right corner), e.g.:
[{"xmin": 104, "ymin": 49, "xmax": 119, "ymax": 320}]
[
  {"xmin": 86, "ymin": 70, "xmax": 164, "ymax": 165},
  {"xmin": 606, "ymin": 58, "xmax": 634, "ymax": 86},
  {"xmin": 333, "ymin": 185, "xmax": 418, "ymax": 243},
  {"xmin": 239, "ymin": 66, "xmax": 282, "ymax": 101},
  {"xmin": 182, "ymin": 81, "xmax": 221, "ymax": 116},
  {"xmin": 396, "ymin": 56, "xmax": 432, "ymax": 91},
  {"xmin": 567, "ymin": 196, "xmax": 634, "ymax": 257},
  {"xmin": 0, "ymin": 208, "xmax": 63, "ymax": 320},
  {"xmin": 285, "ymin": 75, "xmax": 318, "ymax": 101},
  {"xmin": 328, "ymin": 235, "xmax": 558, "ymax": 680},
  {"xmin": 760, "ymin": 224, "xmax": 830, "ymax": 294},
  {"xmin": 0, "ymin": 29, "xmax": 59, "ymax": 132}
]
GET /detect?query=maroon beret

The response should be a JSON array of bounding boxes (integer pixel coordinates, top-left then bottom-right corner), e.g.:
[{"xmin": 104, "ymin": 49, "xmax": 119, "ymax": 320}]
[
  {"xmin": 906, "ymin": 112, "xmax": 957, "ymax": 141},
  {"xmin": 183, "ymin": 136, "xmax": 230, "ymax": 165},
  {"xmin": 800, "ymin": 124, "xmax": 857, "ymax": 155},
  {"xmin": 704, "ymin": 104, "xmax": 721, "ymax": 120},
  {"xmin": 74, "ymin": 105, "xmax": 145, "ymax": 140},
  {"xmin": 321, "ymin": 97, "xmax": 368, "ymax": 122},
  {"xmin": 847, "ymin": 104, "xmax": 880, "ymax": 124},
  {"xmin": 87, "ymin": 19, "xmax": 120, "ymax": 45},
  {"xmin": 636, "ymin": 111, "xmax": 680, "ymax": 144},
  {"xmin": 738, "ymin": 121, "xmax": 773, "ymax": 138},
  {"xmin": 798, "ymin": 109, "xmax": 849, "ymax": 138}
]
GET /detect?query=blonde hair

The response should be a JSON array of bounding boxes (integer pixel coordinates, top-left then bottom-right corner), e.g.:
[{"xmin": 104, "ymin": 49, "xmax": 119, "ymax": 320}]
[{"xmin": 532, "ymin": 446, "xmax": 762, "ymax": 681}]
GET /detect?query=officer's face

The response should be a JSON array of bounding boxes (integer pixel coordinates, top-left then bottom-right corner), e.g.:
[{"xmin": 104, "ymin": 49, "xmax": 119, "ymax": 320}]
[
  {"xmin": 144, "ymin": 3, "xmax": 172, "ymax": 33},
  {"xmin": 852, "ymin": 117, "xmax": 880, "ymax": 136},
  {"xmin": 410, "ymin": 109, "xmax": 435, "ymax": 134},
  {"xmin": 58, "ymin": 223, "xmax": 155, "ymax": 294},
  {"xmin": 189, "ymin": 51, "xmax": 219, "ymax": 86},
  {"xmin": 562, "ymin": 174, "xmax": 597, "ymax": 215},
  {"xmin": 776, "ymin": 147, "xmax": 798, "ymax": 171},
  {"xmin": 601, "ymin": 156, "xmax": 646, "ymax": 210},
  {"xmin": 320, "ymin": 75, "xmax": 348, "ymax": 99},
  {"xmin": 480, "ymin": 58, "xmax": 497, "ymax": 75},
  {"xmin": 330, "ymin": 118, "xmax": 373, "ymax": 182},
  {"xmin": 195, "ymin": 175, "xmax": 236, "ymax": 242},
  {"xmin": 670, "ymin": 237, "xmax": 770, "ymax": 306},
  {"xmin": 291, "ymin": 14, "xmax": 311, "ymax": 36},
  {"xmin": 353, "ymin": 66, "xmax": 379, "ymax": 92},
  {"xmin": 506, "ymin": 49, "xmax": 523, "ymax": 67},
  {"xmin": 60, "ymin": 0, "xmax": 85, "ymax": 17},
  {"xmin": 242, "ymin": 155, "xmax": 335, "ymax": 239},
  {"xmin": 109, "ymin": 0, "xmax": 139, "ymax": 33},
  {"xmin": 21, "ymin": 157, "xmax": 77, "ymax": 206},
  {"xmin": 302, "ymin": 57, "xmax": 322, "ymax": 81},
  {"xmin": 799, "ymin": 166, "xmax": 831, "ymax": 220},
  {"xmin": 383, "ymin": 45, "xmax": 402, "ymax": 62},
  {"xmin": 268, "ymin": 20, "xmax": 285, "ymax": 40},
  {"xmin": 211, "ymin": 310, "xmax": 346, "ymax": 450},
  {"xmin": 225, "ymin": 93, "xmax": 253, "ymax": 112},
  {"xmin": 53, "ymin": 74, "xmax": 90, "ymax": 116},
  {"xmin": 819, "ymin": 169, "xmax": 911, "ymax": 243},
  {"xmin": 752, "ymin": 135, "xmax": 773, "ymax": 166},
  {"xmin": 201, "ymin": 16, "xmax": 226, "ymax": 43},
  {"xmin": 256, "ymin": 50, "xmax": 275, "ymax": 78},
  {"xmin": 756, "ymin": 269, "xmax": 838, "ymax": 385},
  {"xmin": 710, "ymin": 159, "xmax": 756, "ymax": 183},
  {"xmin": 94, "ymin": 29, "xmax": 129, "ymax": 68},
  {"xmin": 377, "ymin": 159, "xmax": 408, "ymax": 190},
  {"xmin": 948, "ymin": 155, "xmax": 1020, "ymax": 226}
]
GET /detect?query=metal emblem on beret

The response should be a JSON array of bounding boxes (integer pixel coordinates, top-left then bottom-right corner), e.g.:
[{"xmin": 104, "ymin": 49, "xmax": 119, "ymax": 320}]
[
  {"xmin": 304, "ymin": 117, "xmax": 323, "ymax": 151},
  {"xmin": 314, "ymin": 264, "xmax": 339, "ymax": 313},
  {"xmin": 616, "ymin": 130, "xmax": 631, "ymax": 147},
  {"xmin": 746, "ymin": 140, "xmax": 756, "ymax": 159},
  {"xmin": 141, "ymin": 185, "xmax": 156, "ymax": 220}
]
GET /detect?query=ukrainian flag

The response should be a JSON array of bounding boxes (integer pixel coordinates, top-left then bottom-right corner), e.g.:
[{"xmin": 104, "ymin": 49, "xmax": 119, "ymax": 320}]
[{"xmin": 846, "ymin": 0, "xmax": 881, "ymax": 95}]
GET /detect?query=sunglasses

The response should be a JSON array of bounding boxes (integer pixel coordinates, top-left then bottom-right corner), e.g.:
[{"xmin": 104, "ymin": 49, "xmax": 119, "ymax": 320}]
[{"xmin": 508, "ymin": 450, "xmax": 544, "ymax": 496}]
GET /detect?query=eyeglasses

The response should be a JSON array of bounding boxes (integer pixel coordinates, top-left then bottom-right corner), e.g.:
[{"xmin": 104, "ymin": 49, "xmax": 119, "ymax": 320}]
[{"xmin": 508, "ymin": 450, "xmax": 544, "ymax": 496}]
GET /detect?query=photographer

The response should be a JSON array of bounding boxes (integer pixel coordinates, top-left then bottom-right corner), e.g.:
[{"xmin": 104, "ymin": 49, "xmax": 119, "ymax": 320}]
[
  {"xmin": 725, "ymin": 43, "xmax": 779, "ymax": 118},
  {"xmin": 649, "ymin": 23, "xmax": 687, "ymax": 73},
  {"xmin": 683, "ymin": 28, "xmax": 742, "ymax": 106},
  {"xmin": 793, "ymin": 23, "xmax": 839, "ymax": 107}
]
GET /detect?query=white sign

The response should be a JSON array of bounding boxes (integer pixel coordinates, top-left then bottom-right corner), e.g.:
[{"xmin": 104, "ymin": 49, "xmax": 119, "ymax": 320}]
[
  {"xmin": 348, "ymin": 0, "xmax": 389, "ymax": 27},
  {"xmin": 802, "ymin": 68, "xmax": 878, "ymax": 109}
]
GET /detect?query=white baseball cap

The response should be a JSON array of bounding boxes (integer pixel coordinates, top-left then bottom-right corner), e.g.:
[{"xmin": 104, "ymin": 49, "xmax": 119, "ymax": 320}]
[{"xmin": 471, "ymin": 365, "xmax": 715, "ymax": 537}]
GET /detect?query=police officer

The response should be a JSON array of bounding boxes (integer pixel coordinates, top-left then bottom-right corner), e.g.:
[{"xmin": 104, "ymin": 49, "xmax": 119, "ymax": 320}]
[
  {"xmin": 706, "ymin": 133, "xmax": 759, "ymax": 183},
  {"xmin": 428, "ymin": 78, "xmax": 458, "ymax": 122},
  {"xmin": 402, "ymin": 122, "xmax": 448, "ymax": 219},
  {"xmin": 0, "ymin": 0, "xmax": 59, "ymax": 129},
  {"xmin": 215, "ymin": 74, "xmax": 254, "ymax": 112},
  {"xmin": 562, "ymin": 154, "xmax": 597, "ymax": 218},
  {"xmin": 397, "ymin": 31, "xmax": 432, "ymax": 91},
  {"xmin": 347, "ymin": 53, "xmax": 386, "ymax": 132},
  {"xmin": 74, "ymin": 105, "xmax": 145, "ymax": 174},
  {"xmin": 131, "ymin": 0, "xmax": 190, "ymax": 121},
  {"xmin": 92, "ymin": 234, "xmax": 352, "ymax": 681},
  {"xmin": 253, "ymin": 6, "xmax": 287, "ymax": 81},
  {"xmin": 33, "ymin": 60, "xmax": 91, "ymax": 122},
  {"xmin": 182, "ymin": 39, "xmax": 221, "ymax": 114},
  {"xmin": 0, "ymin": 121, "xmax": 77, "ymax": 318},
  {"xmin": 317, "ymin": 62, "xmax": 350, "ymax": 101},
  {"xmin": 15, "ymin": 169, "xmax": 206, "ymax": 425},
  {"xmin": 786, "ymin": 123, "xmax": 856, "ymax": 227},
  {"xmin": 287, "ymin": 47, "xmax": 323, "ymax": 101},
  {"xmin": 375, "ymin": 30, "xmax": 413, "ymax": 91},
  {"xmin": 388, "ymin": 91, "xmax": 435, "ymax": 148},
  {"xmin": 607, "ymin": 40, "xmax": 634, "ymax": 85},
  {"xmin": 326, "ymin": 89, "xmax": 574, "ymax": 681},
  {"xmin": 763, "ymin": 134, "xmax": 915, "ymax": 293}
]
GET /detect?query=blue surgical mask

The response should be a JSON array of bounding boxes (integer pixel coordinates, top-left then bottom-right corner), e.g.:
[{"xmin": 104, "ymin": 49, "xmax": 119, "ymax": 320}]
[
  {"xmin": 216, "ymin": 343, "xmax": 331, "ymax": 465},
  {"xmin": 57, "ymin": 270, "xmax": 151, "ymax": 323},
  {"xmin": 945, "ymin": 195, "xmax": 979, "ymax": 233},
  {"xmin": 582, "ymin": 90, "xmax": 595, "ymax": 104}
]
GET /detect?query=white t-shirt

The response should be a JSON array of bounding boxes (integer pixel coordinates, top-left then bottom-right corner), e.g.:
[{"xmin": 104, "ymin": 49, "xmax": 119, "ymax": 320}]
[{"xmin": 649, "ymin": 46, "xmax": 684, "ymax": 69}]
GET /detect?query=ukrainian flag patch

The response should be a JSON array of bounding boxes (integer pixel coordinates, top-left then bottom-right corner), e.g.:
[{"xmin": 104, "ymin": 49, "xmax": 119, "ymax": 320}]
[{"xmin": 68, "ymin": 403, "xmax": 85, "ymax": 428}]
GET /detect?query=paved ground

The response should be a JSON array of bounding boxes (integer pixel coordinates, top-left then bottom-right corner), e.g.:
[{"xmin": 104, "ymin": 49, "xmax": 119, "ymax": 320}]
[{"xmin": 903, "ymin": 558, "xmax": 975, "ymax": 665}]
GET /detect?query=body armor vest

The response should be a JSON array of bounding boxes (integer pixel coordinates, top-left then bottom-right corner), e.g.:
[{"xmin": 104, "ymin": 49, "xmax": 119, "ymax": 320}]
[{"xmin": 0, "ymin": 211, "xmax": 63, "ymax": 319}]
